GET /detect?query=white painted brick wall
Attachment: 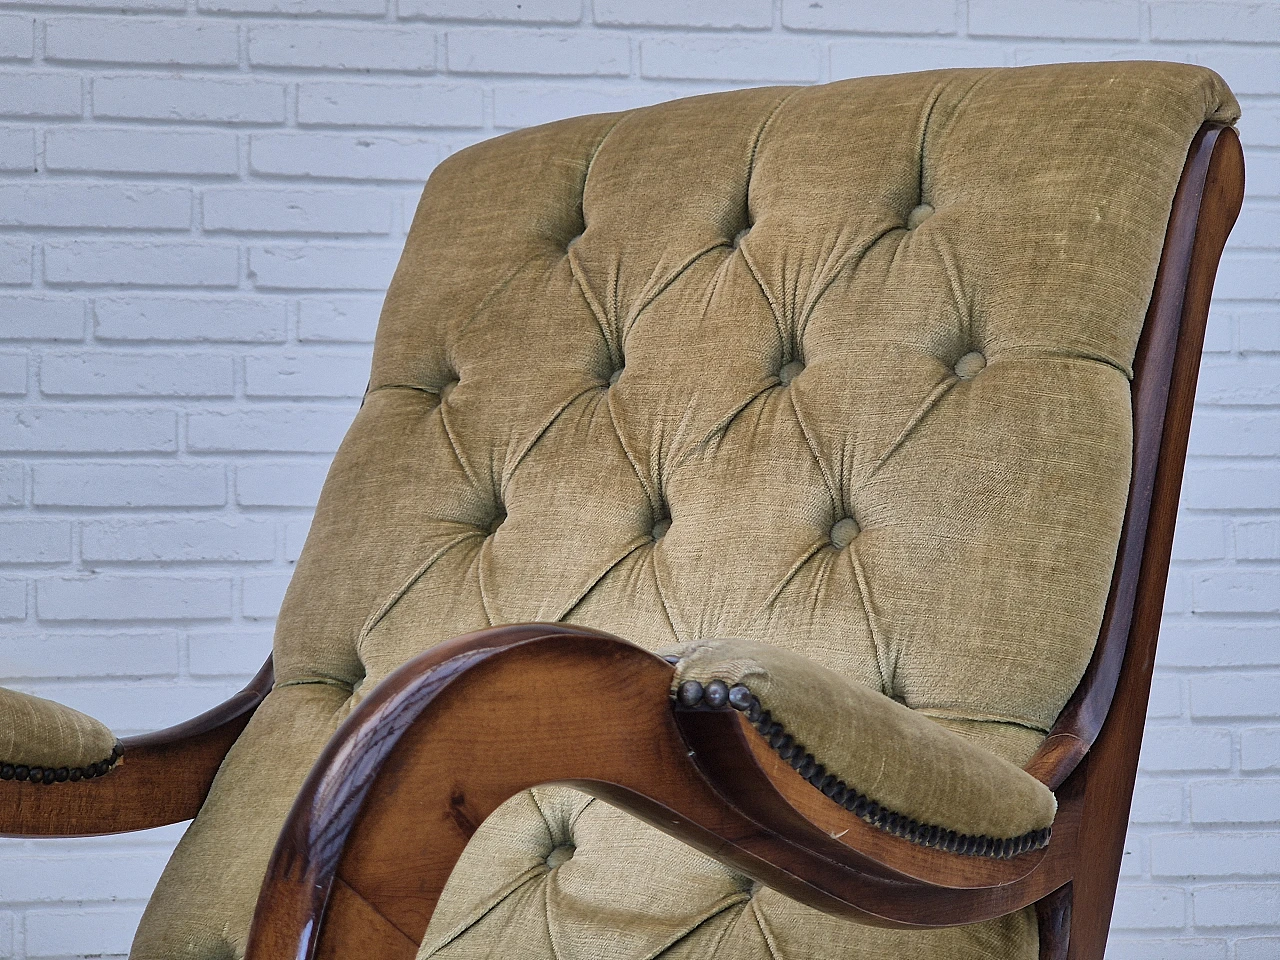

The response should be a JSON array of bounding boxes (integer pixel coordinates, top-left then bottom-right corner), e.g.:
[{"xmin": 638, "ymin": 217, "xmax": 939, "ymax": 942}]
[{"xmin": 0, "ymin": 1, "xmax": 1275, "ymax": 957}]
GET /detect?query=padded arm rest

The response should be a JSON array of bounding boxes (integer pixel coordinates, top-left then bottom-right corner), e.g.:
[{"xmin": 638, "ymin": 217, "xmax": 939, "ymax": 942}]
[
  {"xmin": 0, "ymin": 687, "xmax": 121, "ymax": 784},
  {"xmin": 669, "ymin": 639, "xmax": 1055, "ymax": 856},
  {"xmin": 0, "ymin": 657, "xmax": 272, "ymax": 837}
]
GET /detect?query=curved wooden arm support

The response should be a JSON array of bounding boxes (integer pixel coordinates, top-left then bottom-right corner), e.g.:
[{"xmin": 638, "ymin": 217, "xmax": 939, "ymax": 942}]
[
  {"xmin": 0, "ymin": 656, "xmax": 274, "ymax": 837},
  {"xmin": 247, "ymin": 626, "xmax": 1080, "ymax": 960}
]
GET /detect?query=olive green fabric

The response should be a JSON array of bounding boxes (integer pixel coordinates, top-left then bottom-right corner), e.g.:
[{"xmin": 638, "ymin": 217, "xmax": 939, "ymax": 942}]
[
  {"xmin": 670, "ymin": 638, "xmax": 1056, "ymax": 841},
  {"xmin": 422, "ymin": 786, "xmax": 1039, "ymax": 960},
  {"xmin": 425, "ymin": 786, "xmax": 1040, "ymax": 960},
  {"xmin": 129, "ymin": 62, "xmax": 1239, "ymax": 960},
  {"xmin": 0, "ymin": 686, "xmax": 117, "ymax": 771}
]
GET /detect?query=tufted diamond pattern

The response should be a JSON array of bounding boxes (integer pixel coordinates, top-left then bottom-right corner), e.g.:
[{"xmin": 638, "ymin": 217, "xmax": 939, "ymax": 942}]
[{"xmin": 130, "ymin": 62, "xmax": 1238, "ymax": 960}]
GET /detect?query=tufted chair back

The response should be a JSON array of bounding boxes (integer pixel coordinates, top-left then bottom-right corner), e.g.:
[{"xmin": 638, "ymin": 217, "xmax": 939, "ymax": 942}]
[{"xmin": 130, "ymin": 62, "xmax": 1239, "ymax": 960}]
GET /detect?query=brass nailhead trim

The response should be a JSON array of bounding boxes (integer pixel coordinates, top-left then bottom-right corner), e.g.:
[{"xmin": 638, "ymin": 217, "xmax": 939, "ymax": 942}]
[
  {"xmin": 674, "ymin": 679, "xmax": 1051, "ymax": 859},
  {"xmin": 0, "ymin": 742, "xmax": 123, "ymax": 786}
]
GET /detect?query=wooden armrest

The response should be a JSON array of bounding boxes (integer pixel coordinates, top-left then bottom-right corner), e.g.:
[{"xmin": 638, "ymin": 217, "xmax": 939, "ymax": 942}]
[
  {"xmin": 247, "ymin": 626, "xmax": 1075, "ymax": 960},
  {"xmin": 0, "ymin": 657, "xmax": 273, "ymax": 837}
]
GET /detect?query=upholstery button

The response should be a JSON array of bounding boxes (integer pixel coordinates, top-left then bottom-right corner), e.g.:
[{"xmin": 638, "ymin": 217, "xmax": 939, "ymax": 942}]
[
  {"xmin": 440, "ymin": 379, "xmax": 458, "ymax": 401},
  {"xmin": 830, "ymin": 517, "xmax": 860, "ymax": 549},
  {"xmin": 906, "ymin": 203, "xmax": 935, "ymax": 229},
  {"xmin": 954, "ymin": 351, "xmax": 987, "ymax": 379},
  {"xmin": 651, "ymin": 517, "xmax": 670, "ymax": 540},
  {"xmin": 608, "ymin": 369, "xmax": 622, "ymax": 387},
  {"xmin": 778, "ymin": 360, "xmax": 804, "ymax": 385},
  {"xmin": 545, "ymin": 844, "xmax": 575, "ymax": 869},
  {"xmin": 487, "ymin": 507, "xmax": 506, "ymax": 536}
]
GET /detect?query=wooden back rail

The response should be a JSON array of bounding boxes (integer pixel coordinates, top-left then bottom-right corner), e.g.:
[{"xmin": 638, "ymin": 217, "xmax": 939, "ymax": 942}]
[{"xmin": 0, "ymin": 124, "xmax": 1244, "ymax": 960}]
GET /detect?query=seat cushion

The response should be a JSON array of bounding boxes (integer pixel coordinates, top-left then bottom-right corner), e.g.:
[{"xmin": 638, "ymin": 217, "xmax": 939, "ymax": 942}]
[
  {"xmin": 421, "ymin": 787, "xmax": 1038, "ymax": 960},
  {"xmin": 128, "ymin": 62, "xmax": 1238, "ymax": 960}
]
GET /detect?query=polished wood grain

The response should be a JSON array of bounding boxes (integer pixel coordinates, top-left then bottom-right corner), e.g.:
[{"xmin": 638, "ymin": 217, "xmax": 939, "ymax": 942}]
[
  {"xmin": 0, "ymin": 656, "xmax": 273, "ymax": 837},
  {"xmin": 318, "ymin": 879, "xmax": 418, "ymax": 960},
  {"xmin": 1037, "ymin": 884, "xmax": 1072, "ymax": 960}
]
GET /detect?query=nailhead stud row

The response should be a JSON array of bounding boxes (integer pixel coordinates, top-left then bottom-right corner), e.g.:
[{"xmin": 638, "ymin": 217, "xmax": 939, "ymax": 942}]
[
  {"xmin": 675, "ymin": 678, "xmax": 1051, "ymax": 859},
  {"xmin": 0, "ymin": 742, "xmax": 123, "ymax": 785}
]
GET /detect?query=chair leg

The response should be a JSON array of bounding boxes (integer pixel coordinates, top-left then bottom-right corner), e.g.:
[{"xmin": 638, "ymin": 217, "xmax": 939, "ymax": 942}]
[{"xmin": 1036, "ymin": 884, "xmax": 1071, "ymax": 960}]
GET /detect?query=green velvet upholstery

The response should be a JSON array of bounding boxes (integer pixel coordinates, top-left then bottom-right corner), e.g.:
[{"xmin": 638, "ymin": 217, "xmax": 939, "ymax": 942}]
[
  {"xmin": 670, "ymin": 637, "xmax": 1057, "ymax": 849},
  {"xmin": 0, "ymin": 687, "xmax": 120, "ymax": 781},
  {"xmin": 120, "ymin": 62, "xmax": 1236, "ymax": 960}
]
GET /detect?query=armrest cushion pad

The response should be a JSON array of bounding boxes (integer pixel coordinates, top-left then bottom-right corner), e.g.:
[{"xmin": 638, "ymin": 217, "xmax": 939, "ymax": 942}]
[
  {"xmin": 669, "ymin": 639, "xmax": 1055, "ymax": 844},
  {"xmin": 0, "ymin": 687, "xmax": 120, "ymax": 779}
]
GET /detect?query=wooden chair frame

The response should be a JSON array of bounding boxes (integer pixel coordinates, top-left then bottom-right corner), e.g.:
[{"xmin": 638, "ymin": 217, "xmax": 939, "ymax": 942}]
[{"xmin": 0, "ymin": 122, "xmax": 1244, "ymax": 960}]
